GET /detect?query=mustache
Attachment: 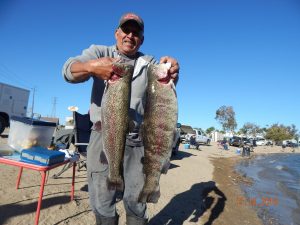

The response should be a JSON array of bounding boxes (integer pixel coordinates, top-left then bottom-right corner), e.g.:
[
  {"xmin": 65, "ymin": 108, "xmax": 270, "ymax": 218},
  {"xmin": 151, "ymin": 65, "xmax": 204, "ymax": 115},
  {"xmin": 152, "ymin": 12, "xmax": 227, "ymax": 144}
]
[{"xmin": 123, "ymin": 39, "xmax": 136, "ymax": 45}]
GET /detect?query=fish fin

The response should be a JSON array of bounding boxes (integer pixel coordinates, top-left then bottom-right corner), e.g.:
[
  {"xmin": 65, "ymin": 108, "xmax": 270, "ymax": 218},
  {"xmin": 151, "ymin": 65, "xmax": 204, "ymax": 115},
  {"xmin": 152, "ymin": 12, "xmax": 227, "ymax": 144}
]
[
  {"xmin": 107, "ymin": 176, "xmax": 124, "ymax": 192},
  {"xmin": 138, "ymin": 186, "xmax": 161, "ymax": 203},
  {"xmin": 161, "ymin": 159, "xmax": 170, "ymax": 174},
  {"xmin": 100, "ymin": 151, "xmax": 108, "ymax": 164}
]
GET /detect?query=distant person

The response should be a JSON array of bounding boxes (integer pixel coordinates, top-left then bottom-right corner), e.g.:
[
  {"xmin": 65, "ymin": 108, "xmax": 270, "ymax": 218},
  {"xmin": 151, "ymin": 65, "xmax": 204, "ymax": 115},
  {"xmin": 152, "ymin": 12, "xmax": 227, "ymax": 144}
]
[
  {"xmin": 62, "ymin": 13, "xmax": 179, "ymax": 225},
  {"xmin": 242, "ymin": 143, "xmax": 251, "ymax": 157},
  {"xmin": 207, "ymin": 138, "xmax": 211, "ymax": 145},
  {"xmin": 222, "ymin": 138, "xmax": 229, "ymax": 150},
  {"xmin": 190, "ymin": 134, "xmax": 199, "ymax": 149},
  {"xmin": 252, "ymin": 139, "xmax": 257, "ymax": 147}
]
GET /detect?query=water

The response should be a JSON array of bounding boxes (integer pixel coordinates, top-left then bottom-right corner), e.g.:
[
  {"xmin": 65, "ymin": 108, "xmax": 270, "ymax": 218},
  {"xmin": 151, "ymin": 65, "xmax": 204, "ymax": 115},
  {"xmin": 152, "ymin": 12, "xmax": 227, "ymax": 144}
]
[{"xmin": 236, "ymin": 153, "xmax": 300, "ymax": 225}]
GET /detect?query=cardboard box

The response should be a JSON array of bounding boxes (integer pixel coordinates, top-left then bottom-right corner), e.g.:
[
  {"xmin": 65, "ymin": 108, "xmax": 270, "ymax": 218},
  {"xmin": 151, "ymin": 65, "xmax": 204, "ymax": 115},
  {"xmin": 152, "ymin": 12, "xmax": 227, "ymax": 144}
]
[{"xmin": 8, "ymin": 116, "xmax": 56, "ymax": 152}]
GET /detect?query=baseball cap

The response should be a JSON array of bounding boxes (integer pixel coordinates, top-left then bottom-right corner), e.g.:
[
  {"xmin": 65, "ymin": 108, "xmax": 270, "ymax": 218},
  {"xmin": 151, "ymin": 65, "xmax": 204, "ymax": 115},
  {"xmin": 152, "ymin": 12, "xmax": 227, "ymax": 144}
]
[{"xmin": 118, "ymin": 13, "xmax": 144, "ymax": 31}]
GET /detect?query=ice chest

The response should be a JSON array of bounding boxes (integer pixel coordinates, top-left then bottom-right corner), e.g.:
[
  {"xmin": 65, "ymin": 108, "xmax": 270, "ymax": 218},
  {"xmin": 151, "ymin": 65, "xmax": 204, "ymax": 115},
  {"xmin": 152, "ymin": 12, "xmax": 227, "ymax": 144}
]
[
  {"xmin": 184, "ymin": 143, "xmax": 190, "ymax": 149},
  {"xmin": 8, "ymin": 116, "xmax": 56, "ymax": 152},
  {"xmin": 20, "ymin": 146, "xmax": 65, "ymax": 166}
]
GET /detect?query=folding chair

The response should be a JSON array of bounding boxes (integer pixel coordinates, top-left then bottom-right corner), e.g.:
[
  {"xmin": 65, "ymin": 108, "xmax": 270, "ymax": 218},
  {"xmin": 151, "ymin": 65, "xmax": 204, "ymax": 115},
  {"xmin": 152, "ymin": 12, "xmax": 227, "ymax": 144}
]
[
  {"xmin": 73, "ymin": 111, "xmax": 92, "ymax": 171},
  {"xmin": 52, "ymin": 111, "xmax": 92, "ymax": 178}
]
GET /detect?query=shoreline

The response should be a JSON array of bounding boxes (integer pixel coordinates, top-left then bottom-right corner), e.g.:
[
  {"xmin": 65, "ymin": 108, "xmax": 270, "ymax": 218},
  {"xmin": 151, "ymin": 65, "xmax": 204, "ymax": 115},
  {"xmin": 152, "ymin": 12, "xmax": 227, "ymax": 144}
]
[
  {"xmin": 209, "ymin": 149, "xmax": 299, "ymax": 225},
  {"xmin": 200, "ymin": 156, "xmax": 263, "ymax": 225}
]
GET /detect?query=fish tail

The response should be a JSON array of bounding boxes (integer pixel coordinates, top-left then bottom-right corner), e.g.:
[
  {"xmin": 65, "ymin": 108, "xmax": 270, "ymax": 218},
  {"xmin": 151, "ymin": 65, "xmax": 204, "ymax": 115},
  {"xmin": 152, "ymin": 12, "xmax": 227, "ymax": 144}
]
[
  {"xmin": 138, "ymin": 185, "xmax": 161, "ymax": 203},
  {"xmin": 107, "ymin": 176, "xmax": 124, "ymax": 191}
]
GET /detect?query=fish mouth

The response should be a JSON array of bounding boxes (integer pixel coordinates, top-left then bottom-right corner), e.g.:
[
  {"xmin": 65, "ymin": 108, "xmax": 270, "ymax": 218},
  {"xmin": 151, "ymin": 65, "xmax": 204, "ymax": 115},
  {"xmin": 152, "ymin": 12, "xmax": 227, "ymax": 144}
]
[
  {"xmin": 109, "ymin": 73, "xmax": 122, "ymax": 84},
  {"xmin": 158, "ymin": 76, "xmax": 171, "ymax": 84},
  {"xmin": 109, "ymin": 64, "xmax": 125, "ymax": 83}
]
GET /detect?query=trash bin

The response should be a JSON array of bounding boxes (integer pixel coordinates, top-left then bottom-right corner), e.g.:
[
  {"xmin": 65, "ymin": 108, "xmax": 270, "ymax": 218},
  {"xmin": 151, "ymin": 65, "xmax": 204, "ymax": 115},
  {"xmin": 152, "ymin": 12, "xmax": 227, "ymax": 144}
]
[{"xmin": 242, "ymin": 146, "xmax": 251, "ymax": 157}]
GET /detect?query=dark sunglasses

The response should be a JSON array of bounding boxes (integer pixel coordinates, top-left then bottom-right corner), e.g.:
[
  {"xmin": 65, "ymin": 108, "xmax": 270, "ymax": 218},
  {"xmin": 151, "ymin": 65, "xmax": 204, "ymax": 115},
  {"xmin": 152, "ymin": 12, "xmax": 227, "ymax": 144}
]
[{"xmin": 120, "ymin": 26, "xmax": 143, "ymax": 37}]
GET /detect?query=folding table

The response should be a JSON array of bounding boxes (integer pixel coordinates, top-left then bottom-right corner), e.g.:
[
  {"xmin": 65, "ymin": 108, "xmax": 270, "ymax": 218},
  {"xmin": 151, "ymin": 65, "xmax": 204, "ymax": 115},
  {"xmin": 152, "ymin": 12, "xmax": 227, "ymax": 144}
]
[{"xmin": 0, "ymin": 154, "xmax": 76, "ymax": 225}]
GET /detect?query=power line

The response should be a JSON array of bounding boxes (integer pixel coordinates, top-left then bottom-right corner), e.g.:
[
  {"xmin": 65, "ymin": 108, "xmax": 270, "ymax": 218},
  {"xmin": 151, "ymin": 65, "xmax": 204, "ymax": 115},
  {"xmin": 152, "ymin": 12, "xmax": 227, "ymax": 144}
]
[{"xmin": 0, "ymin": 62, "xmax": 33, "ymax": 90}]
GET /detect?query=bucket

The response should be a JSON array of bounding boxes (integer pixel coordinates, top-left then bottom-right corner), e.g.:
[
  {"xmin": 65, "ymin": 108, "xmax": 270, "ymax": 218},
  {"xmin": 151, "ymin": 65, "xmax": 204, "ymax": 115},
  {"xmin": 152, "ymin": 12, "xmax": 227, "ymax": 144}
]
[{"xmin": 184, "ymin": 143, "xmax": 190, "ymax": 149}]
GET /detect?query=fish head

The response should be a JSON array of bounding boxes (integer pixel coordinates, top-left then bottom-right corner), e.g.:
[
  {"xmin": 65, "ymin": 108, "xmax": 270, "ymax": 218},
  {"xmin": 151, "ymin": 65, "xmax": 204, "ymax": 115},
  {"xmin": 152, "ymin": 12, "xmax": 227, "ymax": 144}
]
[{"xmin": 153, "ymin": 63, "xmax": 172, "ymax": 85}]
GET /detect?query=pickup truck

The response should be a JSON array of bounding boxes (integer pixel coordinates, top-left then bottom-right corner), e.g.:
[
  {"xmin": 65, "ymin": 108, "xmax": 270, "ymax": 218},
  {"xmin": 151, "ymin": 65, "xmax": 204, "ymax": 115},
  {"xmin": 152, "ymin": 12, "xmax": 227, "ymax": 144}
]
[{"xmin": 185, "ymin": 129, "xmax": 211, "ymax": 145}]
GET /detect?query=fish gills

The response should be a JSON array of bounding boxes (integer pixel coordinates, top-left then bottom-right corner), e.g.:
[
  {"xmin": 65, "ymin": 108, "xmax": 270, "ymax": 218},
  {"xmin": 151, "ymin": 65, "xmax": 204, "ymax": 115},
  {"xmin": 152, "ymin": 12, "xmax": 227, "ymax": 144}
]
[
  {"xmin": 138, "ymin": 63, "xmax": 178, "ymax": 203},
  {"xmin": 101, "ymin": 62, "xmax": 134, "ymax": 191}
]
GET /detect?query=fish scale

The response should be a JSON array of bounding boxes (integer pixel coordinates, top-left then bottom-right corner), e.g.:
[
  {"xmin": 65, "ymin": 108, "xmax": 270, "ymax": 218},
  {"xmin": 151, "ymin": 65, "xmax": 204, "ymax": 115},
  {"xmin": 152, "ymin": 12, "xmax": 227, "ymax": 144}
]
[
  {"xmin": 101, "ymin": 62, "xmax": 134, "ymax": 190},
  {"xmin": 139, "ymin": 63, "xmax": 178, "ymax": 203}
]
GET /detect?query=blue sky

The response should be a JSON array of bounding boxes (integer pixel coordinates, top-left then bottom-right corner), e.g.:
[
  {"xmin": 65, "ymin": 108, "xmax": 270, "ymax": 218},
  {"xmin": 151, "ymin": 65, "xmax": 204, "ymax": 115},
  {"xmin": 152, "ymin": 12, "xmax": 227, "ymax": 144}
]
[{"xmin": 0, "ymin": 0, "xmax": 299, "ymax": 131}]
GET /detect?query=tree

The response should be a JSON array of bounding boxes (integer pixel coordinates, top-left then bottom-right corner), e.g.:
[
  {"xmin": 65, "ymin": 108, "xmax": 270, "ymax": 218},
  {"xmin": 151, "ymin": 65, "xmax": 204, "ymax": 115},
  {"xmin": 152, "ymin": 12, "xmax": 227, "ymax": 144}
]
[
  {"xmin": 239, "ymin": 122, "xmax": 260, "ymax": 137},
  {"xmin": 215, "ymin": 105, "xmax": 237, "ymax": 132},
  {"xmin": 206, "ymin": 127, "xmax": 215, "ymax": 135},
  {"xmin": 265, "ymin": 123, "xmax": 296, "ymax": 144}
]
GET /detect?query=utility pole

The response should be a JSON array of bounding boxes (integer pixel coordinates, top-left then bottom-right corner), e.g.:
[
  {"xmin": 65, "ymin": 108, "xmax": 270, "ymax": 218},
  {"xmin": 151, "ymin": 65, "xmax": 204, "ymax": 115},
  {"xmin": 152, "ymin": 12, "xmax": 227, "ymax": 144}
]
[
  {"xmin": 31, "ymin": 87, "xmax": 36, "ymax": 118},
  {"xmin": 51, "ymin": 97, "xmax": 57, "ymax": 118}
]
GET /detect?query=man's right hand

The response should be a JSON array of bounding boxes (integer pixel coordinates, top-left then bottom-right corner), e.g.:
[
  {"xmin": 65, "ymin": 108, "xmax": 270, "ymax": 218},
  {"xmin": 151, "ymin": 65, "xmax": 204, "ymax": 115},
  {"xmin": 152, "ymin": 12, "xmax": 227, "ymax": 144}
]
[
  {"xmin": 86, "ymin": 57, "xmax": 119, "ymax": 80},
  {"xmin": 70, "ymin": 57, "xmax": 118, "ymax": 81}
]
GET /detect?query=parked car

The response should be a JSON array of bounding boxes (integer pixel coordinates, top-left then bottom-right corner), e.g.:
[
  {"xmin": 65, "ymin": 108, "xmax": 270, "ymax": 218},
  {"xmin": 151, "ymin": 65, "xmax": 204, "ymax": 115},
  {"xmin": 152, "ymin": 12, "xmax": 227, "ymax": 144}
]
[
  {"xmin": 179, "ymin": 125, "xmax": 194, "ymax": 143},
  {"xmin": 265, "ymin": 140, "xmax": 273, "ymax": 146},
  {"xmin": 185, "ymin": 129, "xmax": 210, "ymax": 145},
  {"xmin": 285, "ymin": 140, "xmax": 299, "ymax": 148},
  {"xmin": 256, "ymin": 138, "xmax": 267, "ymax": 146},
  {"xmin": 230, "ymin": 136, "xmax": 249, "ymax": 147}
]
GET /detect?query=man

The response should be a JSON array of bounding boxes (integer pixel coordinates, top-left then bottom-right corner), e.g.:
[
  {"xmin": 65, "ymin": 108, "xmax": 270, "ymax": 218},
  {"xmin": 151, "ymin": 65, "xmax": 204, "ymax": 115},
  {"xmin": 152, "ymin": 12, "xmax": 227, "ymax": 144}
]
[
  {"xmin": 189, "ymin": 134, "xmax": 199, "ymax": 150},
  {"xmin": 62, "ymin": 13, "xmax": 179, "ymax": 225}
]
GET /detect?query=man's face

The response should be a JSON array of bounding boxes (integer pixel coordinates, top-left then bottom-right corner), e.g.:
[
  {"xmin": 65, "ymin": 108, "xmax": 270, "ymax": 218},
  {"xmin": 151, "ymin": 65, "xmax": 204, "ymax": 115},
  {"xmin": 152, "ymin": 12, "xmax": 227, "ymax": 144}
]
[{"xmin": 115, "ymin": 21, "xmax": 144, "ymax": 56}]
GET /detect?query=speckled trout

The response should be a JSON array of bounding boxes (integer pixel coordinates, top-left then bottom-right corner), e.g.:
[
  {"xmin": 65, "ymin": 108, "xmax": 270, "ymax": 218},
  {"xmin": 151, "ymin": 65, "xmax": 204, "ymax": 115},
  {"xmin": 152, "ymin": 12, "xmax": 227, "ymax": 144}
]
[
  {"xmin": 138, "ymin": 63, "xmax": 178, "ymax": 203},
  {"xmin": 101, "ymin": 62, "xmax": 133, "ymax": 190}
]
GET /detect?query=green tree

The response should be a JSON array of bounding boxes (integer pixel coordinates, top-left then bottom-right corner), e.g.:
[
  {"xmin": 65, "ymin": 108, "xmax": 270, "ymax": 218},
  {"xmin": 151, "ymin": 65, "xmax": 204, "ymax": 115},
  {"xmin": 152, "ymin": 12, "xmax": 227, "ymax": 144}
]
[
  {"xmin": 265, "ymin": 124, "xmax": 296, "ymax": 143},
  {"xmin": 206, "ymin": 127, "xmax": 215, "ymax": 135},
  {"xmin": 215, "ymin": 105, "xmax": 237, "ymax": 132}
]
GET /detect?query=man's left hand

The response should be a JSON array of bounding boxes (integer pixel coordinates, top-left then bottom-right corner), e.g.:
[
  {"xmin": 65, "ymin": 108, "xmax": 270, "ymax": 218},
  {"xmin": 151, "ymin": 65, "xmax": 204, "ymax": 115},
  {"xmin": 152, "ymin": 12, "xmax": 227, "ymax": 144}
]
[{"xmin": 160, "ymin": 56, "xmax": 180, "ymax": 81}]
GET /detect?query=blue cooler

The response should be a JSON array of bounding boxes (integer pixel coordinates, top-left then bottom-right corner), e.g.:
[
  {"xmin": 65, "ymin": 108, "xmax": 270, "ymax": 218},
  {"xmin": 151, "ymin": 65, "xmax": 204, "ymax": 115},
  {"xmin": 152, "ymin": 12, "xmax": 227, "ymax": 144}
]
[
  {"xmin": 20, "ymin": 146, "xmax": 65, "ymax": 166},
  {"xmin": 184, "ymin": 143, "xmax": 190, "ymax": 149}
]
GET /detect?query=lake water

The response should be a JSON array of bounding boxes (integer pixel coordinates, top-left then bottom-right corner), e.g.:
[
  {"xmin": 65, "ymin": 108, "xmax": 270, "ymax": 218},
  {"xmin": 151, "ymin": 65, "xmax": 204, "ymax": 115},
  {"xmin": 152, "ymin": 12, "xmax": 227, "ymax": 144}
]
[{"xmin": 236, "ymin": 153, "xmax": 300, "ymax": 225}]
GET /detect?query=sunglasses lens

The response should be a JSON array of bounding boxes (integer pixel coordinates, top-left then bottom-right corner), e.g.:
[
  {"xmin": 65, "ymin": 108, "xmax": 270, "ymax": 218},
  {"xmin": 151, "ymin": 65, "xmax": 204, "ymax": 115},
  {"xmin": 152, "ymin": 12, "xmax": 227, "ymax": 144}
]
[{"xmin": 121, "ymin": 27, "xmax": 140, "ymax": 37}]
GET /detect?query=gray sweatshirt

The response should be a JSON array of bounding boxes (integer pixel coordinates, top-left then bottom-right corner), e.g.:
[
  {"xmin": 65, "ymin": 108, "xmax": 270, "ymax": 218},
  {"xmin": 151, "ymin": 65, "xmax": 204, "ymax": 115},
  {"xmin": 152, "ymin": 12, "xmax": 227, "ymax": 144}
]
[{"xmin": 62, "ymin": 44, "xmax": 157, "ymax": 138}]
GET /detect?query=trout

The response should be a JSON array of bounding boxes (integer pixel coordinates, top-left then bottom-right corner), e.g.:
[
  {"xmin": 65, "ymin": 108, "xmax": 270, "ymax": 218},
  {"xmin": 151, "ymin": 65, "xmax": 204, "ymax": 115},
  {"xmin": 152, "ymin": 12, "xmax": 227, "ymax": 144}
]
[
  {"xmin": 138, "ymin": 63, "xmax": 178, "ymax": 203},
  {"xmin": 101, "ymin": 62, "xmax": 134, "ymax": 190}
]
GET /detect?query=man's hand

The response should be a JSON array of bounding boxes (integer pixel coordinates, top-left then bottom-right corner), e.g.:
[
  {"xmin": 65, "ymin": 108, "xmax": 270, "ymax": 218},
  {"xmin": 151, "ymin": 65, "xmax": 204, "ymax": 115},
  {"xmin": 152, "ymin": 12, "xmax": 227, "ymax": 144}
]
[
  {"xmin": 160, "ymin": 56, "xmax": 180, "ymax": 81},
  {"xmin": 71, "ymin": 57, "xmax": 118, "ymax": 81},
  {"xmin": 86, "ymin": 57, "xmax": 118, "ymax": 80}
]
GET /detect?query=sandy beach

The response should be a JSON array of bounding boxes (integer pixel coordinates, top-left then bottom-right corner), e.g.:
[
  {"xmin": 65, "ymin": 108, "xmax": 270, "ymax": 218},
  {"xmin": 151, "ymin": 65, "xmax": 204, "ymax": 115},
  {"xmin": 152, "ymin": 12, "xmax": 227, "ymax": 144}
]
[{"xmin": 0, "ymin": 130, "xmax": 298, "ymax": 225}]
